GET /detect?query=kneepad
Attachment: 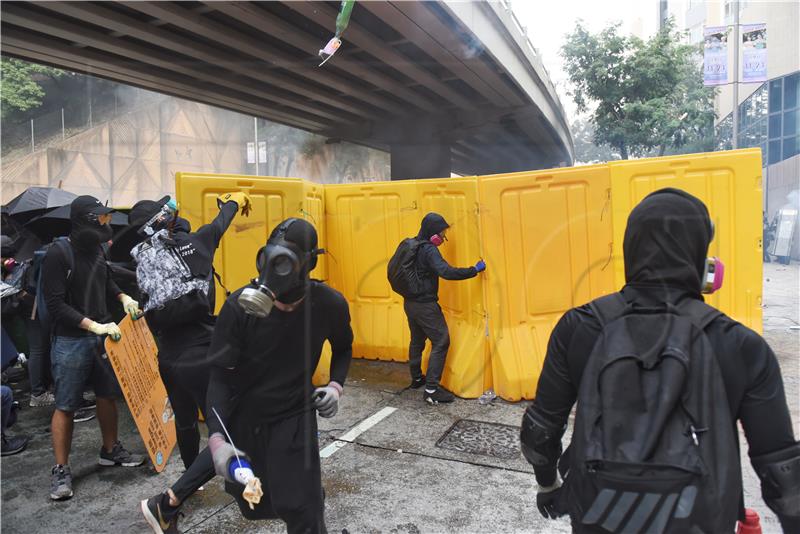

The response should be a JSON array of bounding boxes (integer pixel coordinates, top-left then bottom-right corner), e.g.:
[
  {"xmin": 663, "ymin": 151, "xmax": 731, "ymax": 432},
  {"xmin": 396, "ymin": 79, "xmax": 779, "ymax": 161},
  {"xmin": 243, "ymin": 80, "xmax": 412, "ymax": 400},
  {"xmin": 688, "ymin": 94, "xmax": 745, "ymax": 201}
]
[
  {"xmin": 753, "ymin": 442, "xmax": 800, "ymax": 519},
  {"xmin": 520, "ymin": 409, "xmax": 566, "ymax": 468}
]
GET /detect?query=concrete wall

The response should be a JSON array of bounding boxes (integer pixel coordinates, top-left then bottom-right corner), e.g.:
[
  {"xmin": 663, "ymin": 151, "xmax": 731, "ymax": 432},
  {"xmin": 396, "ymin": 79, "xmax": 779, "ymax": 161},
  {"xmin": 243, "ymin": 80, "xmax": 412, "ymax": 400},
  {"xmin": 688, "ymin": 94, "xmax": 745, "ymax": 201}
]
[{"xmin": 1, "ymin": 97, "xmax": 390, "ymax": 206}]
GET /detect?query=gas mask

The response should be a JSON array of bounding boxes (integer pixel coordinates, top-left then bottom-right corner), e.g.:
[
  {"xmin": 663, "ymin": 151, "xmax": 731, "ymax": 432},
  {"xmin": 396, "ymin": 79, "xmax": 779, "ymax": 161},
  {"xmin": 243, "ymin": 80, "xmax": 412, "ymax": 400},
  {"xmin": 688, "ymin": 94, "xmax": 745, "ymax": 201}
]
[
  {"xmin": 238, "ymin": 219, "xmax": 323, "ymax": 318},
  {"xmin": 701, "ymin": 220, "xmax": 724, "ymax": 294}
]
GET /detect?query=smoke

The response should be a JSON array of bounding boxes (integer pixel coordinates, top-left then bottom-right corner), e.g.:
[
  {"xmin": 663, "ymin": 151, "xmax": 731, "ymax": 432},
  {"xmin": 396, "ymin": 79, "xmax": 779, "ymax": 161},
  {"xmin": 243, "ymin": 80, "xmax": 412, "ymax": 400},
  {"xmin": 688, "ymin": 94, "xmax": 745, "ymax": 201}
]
[{"xmin": 786, "ymin": 189, "xmax": 800, "ymax": 208}]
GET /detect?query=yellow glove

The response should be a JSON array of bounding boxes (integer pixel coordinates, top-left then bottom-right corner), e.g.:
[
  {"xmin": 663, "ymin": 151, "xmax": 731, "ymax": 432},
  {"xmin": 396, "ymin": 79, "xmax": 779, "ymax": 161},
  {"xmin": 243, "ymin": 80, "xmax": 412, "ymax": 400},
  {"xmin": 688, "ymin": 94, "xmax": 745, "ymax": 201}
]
[
  {"xmin": 217, "ymin": 192, "xmax": 252, "ymax": 217},
  {"xmin": 119, "ymin": 294, "xmax": 142, "ymax": 320},
  {"xmin": 86, "ymin": 321, "xmax": 122, "ymax": 342}
]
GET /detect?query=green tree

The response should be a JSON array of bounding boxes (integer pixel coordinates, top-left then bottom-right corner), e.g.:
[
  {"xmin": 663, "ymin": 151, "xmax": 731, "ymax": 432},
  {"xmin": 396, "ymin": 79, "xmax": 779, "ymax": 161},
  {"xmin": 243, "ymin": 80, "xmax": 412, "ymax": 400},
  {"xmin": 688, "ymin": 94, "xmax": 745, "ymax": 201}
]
[
  {"xmin": 562, "ymin": 21, "xmax": 715, "ymax": 159},
  {"xmin": 0, "ymin": 57, "xmax": 65, "ymax": 120}
]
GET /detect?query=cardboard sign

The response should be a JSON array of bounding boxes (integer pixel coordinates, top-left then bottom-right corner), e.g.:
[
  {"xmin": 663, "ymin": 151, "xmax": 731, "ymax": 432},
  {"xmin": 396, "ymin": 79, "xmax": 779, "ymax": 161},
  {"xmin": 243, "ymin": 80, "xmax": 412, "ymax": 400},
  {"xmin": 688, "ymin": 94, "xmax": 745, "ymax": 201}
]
[{"xmin": 104, "ymin": 316, "xmax": 175, "ymax": 472}]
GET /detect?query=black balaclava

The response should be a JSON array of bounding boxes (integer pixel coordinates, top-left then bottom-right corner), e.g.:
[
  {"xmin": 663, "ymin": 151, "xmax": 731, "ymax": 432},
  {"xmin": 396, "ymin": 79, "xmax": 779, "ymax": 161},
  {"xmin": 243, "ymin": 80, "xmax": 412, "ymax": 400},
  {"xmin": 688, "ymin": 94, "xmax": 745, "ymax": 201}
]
[
  {"xmin": 623, "ymin": 188, "xmax": 713, "ymax": 295},
  {"xmin": 270, "ymin": 218, "xmax": 318, "ymax": 302},
  {"xmin": 70, "ymin": 195, "xmax": 114, "ymax": 252},
  {"xmin": 417, "ymin": 212, "xmax": 450, "ymax": 240}
]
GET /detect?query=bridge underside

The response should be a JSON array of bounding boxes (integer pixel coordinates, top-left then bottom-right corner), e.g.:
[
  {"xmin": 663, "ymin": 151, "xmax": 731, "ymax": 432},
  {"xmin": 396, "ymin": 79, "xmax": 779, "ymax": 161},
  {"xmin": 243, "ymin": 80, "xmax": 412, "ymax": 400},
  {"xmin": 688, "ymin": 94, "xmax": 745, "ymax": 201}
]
[{"xmin": 1, "ymin": 1, "xmax": 573, "ymax": 178}]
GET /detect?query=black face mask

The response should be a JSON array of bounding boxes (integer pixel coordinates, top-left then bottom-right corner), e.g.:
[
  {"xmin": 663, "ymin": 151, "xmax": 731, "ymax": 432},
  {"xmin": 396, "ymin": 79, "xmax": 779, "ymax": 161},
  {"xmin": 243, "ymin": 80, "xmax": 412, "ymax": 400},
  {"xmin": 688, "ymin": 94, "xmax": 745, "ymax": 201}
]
[{"xmin": 72, "ymin": 223, "xmax": 113, "ymax": 250}]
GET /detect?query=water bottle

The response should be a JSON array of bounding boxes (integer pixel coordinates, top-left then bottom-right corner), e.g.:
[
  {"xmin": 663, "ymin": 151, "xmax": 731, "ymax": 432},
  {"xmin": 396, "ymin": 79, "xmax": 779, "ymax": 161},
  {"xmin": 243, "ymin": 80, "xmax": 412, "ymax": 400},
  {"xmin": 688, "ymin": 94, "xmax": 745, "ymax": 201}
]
[
  {"xmin": 139, "ymin": 197, "xmax": 178, "ymax": 237},
  {"xmin": 478, "ymin": 388, "xmax": 497, "ymax": 405},
  {"xmin": 228, "ymin": 457, "xmax": 255, "ymax": 485}
]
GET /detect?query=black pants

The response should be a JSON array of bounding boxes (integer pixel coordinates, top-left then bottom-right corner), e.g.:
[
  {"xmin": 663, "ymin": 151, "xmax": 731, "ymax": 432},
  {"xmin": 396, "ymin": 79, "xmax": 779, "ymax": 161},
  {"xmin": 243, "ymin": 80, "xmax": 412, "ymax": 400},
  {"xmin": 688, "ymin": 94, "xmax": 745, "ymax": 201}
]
[
  {"xmin": 158, "ymin": 344, "xmax": 211, "ymax": 469},
  {"xmin": 227, "ymin": 410, "xmax": 326, "ymax": 533},
  {"xmin": 403, "ymin": 300, "xmax": 450, "ymax": 390}
]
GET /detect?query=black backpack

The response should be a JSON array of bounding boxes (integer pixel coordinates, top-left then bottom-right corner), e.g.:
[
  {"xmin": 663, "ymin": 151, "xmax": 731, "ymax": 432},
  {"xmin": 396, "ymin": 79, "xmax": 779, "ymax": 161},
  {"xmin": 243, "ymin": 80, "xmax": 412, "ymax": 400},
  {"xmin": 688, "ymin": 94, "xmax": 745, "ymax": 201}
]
[
  {"xmin": 387, "ymin": 238, "xmax": 424, "ymax": 298},
  {"xmin": 565, "ymin": 293, "xmax": 740, "ymax": 534},
  {"xmin": 28, "ymin": 237, "xmax": 74, "ymax": 335}
]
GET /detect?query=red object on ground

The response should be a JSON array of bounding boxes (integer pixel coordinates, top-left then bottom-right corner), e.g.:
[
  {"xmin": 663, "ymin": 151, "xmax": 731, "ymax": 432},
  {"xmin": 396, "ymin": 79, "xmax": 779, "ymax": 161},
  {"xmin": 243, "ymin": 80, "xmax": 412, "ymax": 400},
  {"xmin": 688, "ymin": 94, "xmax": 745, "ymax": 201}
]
[{"xmin": 736, "ymin": 508, "xmax": 762, "ymax": 534}]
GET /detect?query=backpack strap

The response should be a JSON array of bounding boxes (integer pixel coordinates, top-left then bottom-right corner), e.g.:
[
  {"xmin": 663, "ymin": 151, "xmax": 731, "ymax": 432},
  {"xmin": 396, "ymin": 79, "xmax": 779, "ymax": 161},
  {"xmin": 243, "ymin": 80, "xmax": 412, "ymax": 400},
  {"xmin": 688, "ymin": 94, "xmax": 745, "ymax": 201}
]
[
  {"xmin": 588, "ymin": 292, "xmax": 628, "ymax": 327},
  {"xmin": 679, "ymin": 298, "xmax": 723, "ymax": 331},
  {"xmin": 213, "ymin": 269, "xmax": 231, "ymax": 298}
]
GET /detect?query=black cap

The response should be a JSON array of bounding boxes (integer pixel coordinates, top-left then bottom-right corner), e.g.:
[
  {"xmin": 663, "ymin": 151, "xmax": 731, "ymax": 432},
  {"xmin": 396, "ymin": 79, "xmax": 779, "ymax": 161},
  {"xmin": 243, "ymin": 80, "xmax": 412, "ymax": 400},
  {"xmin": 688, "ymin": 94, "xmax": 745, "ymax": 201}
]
[
  {"xmin": 70, "ymin": 195, "xmax": 114, "ymax": 218},
  {"xmin": 128, "ymin": 196, "xmax": 168, "ymax": 227}
]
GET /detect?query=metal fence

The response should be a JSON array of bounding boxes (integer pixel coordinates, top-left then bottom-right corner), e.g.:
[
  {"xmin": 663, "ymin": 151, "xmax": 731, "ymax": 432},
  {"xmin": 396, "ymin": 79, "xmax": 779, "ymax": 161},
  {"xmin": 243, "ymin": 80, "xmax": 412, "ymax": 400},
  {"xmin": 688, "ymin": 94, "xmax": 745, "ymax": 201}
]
[{"xmin": 1, "ymin": 86, "xmax": 164, "ymax": 159}]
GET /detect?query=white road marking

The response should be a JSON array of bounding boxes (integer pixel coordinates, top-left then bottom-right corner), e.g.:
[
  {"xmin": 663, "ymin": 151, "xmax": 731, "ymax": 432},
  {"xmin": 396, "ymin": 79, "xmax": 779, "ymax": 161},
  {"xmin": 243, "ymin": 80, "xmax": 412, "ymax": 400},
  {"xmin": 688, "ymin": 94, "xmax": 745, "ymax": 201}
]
[{"xmin": 319, "ymin": 406, "xmax": 398, "ymax": 459}]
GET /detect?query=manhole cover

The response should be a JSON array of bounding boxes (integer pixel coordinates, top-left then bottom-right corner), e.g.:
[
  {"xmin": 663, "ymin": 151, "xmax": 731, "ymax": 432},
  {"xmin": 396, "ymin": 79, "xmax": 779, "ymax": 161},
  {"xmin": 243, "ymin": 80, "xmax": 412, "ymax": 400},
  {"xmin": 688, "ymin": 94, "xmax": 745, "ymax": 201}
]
[{"xmin": 435, "ymin": 419, "xmax": 520, "ymax": 459}]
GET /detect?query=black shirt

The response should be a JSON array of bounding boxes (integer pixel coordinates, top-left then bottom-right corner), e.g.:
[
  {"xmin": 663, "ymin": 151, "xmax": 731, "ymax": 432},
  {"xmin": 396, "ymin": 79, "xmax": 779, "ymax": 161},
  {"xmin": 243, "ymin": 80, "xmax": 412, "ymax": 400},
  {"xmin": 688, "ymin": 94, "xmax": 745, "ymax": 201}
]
[
  {"xmin": 408, "ymin": 243, "xmax": 477, "ymax": 303},
  {"xmin": 529, "ymin": 285, "xmax": 796, "ymax": 479},
  {"xmin": 206, "ymin": 281, "xmax": 353, "ymax": 431},
  {"xmin": 155, "ymin": 201, "xmax": 238, "ymax": 356},
  {"xmin": 42, "ymin": 241, "xmax": 122, "ymax": 337}
]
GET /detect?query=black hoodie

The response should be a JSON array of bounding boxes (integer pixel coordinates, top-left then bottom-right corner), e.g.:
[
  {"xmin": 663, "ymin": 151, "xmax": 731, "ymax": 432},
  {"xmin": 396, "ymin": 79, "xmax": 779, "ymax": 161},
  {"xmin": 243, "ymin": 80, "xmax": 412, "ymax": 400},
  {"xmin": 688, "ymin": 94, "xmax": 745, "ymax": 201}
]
[
  {"xmin": 42, "ymin": 197, "xmax": 121, "ymax": 337},
  {"xmin": 526, "ymin": 188, "xmax": 796, "ymax": 522},
  {"xmin": 409, "ymin": 212, "xmax": 477, "ymax": 303}
]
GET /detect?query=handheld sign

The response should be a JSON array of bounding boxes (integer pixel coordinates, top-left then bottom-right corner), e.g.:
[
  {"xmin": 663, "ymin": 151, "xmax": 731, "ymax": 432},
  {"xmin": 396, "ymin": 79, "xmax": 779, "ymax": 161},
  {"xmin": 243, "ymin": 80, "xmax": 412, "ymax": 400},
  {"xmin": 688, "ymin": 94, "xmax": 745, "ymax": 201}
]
[{"xmin": 104, "ymin": 315, "xmax": 176, "ymax": 472}]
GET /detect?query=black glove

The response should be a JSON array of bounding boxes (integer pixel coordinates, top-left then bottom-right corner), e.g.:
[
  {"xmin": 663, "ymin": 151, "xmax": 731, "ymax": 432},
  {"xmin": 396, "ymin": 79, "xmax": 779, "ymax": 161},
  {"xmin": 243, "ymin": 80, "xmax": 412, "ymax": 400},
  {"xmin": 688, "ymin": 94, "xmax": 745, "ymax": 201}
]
[{"xmin": 537, "ymin": 481, "xmax": 564, "ymax": 519}]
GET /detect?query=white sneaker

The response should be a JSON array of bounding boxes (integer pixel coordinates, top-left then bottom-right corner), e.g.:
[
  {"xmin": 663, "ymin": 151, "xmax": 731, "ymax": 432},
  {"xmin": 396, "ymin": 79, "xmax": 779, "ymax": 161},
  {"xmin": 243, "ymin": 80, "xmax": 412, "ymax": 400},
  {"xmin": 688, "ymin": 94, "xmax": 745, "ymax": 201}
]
[{"xmin": 29, "ymin": 391, "xmax": 56, "ymax": 407}]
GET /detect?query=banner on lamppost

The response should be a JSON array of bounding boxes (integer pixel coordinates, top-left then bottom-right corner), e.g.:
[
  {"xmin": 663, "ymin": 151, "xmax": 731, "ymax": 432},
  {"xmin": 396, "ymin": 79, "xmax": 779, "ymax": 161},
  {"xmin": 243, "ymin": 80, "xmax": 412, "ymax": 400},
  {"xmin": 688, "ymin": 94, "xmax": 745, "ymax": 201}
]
[
  {"xmin": 704, "ymin": 26, "xmax": 728, "ymax": 86},
  {"xmin": 742, "ymin": 23, "xmax": 767, "ymax": 83}
]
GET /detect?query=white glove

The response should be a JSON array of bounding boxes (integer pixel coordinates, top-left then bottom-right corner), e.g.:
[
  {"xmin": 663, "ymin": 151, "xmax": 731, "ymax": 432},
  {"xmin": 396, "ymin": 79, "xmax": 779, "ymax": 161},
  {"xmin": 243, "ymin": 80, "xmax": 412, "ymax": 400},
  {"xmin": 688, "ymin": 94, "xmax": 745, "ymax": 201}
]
[
  {"xmin": 313, "ymin": 382, "xmax": 342, "ymax": 418},
  {"xmin": 209, "ymin": 432, "xmax": 249, "ymax": 483},
  {"xmin": 86, "ymin": 321, "xmax": 122, "ymax": 341},
  {"xmin": 119, "ymin": 294, "xmax": 142, "ymax": 320}
]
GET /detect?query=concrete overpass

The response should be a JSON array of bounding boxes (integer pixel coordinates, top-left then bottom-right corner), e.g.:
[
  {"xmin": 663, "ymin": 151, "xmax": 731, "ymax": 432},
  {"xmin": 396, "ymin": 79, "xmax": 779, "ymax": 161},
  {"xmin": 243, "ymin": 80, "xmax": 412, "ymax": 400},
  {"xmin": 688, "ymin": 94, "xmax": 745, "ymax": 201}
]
[{"xmin": 1, "ymin": 1, "xmax": 574, "ymax": 178}]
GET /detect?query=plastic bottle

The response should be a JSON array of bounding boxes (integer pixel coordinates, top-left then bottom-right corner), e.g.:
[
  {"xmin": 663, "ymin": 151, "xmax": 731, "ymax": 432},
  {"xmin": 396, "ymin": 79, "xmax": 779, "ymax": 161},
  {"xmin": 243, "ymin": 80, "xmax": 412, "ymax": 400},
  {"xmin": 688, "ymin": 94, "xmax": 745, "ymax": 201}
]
[
  {"xmin": 139, "ymin": 197, "xmax": 178, "ymax": 237},
  {"xmin": 478, "ymin": 388, "xmax": 497, "ymax": 405},
  {"xmin": 228, "ymin": 457, "xmax": 255, "ymax": 485},
  {"xmin": 736, "ymin": 508, "xmax": 762, "ymax": 534}
]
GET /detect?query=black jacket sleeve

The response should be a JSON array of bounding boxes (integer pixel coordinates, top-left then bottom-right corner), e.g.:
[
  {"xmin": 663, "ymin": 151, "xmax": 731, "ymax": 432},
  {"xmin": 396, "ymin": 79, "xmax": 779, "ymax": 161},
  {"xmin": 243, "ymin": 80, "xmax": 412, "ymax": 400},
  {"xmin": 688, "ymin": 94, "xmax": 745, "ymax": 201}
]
[
  {"xmin": 420, "ymin": 245, "xmax": 477, "ymax": 281},
  {"xmin": 328, "ymin": 291, "xmax": 354, "ymax": 386},
  {"xmin": 41, "ymin": 245, "xmax": 84, "ymax": 328},
  {"xmin": 194, "ymin": 200, "xmax": 239, "ymax": 254},
  {"xmin": 105, "ymin": 262, "xmax": 122, "ymax": 302},
  {"xmin": 205, "ymin": 295, "xmax": 244, "ymax": 436}
]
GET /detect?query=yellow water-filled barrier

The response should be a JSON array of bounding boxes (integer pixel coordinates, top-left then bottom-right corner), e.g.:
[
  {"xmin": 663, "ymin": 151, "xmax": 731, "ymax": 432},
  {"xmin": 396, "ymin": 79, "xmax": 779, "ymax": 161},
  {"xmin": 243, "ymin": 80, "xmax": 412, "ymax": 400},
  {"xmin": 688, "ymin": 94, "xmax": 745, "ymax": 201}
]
[{"xmin": 175, "ymin": 149, "xmax": 763, "ymax": 400}]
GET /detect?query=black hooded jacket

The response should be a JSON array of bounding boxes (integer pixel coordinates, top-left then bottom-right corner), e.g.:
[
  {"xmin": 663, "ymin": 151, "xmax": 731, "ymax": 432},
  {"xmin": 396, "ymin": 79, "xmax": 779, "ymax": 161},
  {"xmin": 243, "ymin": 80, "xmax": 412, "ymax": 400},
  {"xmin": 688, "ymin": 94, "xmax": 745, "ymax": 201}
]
[
  {"xmin": 42, "ymin": 199, "xmax": 121, "ymax": 337},
  {"xmin": 154, "ymin": 200, "xmax": 239, "ymax": 356},
  {"xmin": 409, "ymin": 213, "xmax": 477, "ymax": 303},
  {"xmin": 526, "ymin": 189, "xmax": 796, "ymax": 521}
]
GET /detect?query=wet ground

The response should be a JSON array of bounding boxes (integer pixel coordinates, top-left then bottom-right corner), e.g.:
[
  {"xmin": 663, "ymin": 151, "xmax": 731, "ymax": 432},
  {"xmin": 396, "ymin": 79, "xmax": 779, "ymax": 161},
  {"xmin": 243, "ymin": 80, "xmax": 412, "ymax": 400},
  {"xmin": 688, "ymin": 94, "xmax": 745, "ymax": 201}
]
[{"xmin": 2, "ymin": 262, "xmax": 798, "ymax": 533}]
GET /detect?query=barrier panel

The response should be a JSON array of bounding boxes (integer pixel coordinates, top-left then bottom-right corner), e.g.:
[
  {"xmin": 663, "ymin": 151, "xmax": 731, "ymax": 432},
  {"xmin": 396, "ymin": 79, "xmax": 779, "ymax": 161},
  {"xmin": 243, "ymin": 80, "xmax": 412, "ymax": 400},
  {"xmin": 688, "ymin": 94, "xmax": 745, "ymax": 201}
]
[
  {"xmin": 608, "ymin": 148, "xmax": 763, "ymax": 333},
  {"xmin": 478, "ymin": 165, "xmax": 616, "ymax": 400},
  {"xmin": 174, "ymin": 150, "xmax": 763, "ymax": 400}
]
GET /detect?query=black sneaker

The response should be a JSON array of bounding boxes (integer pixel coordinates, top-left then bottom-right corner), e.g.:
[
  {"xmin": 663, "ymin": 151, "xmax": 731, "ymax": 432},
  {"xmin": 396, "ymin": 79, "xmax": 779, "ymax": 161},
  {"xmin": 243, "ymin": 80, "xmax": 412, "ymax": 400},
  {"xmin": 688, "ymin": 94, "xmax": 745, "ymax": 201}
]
[
  {"xmin": 99, "ymin": 441, "xmax": 145, "ymax": 467},
  {"xmin": 141, "ymin": 492, "xmax": 180, "ymax": 534},
  {"xmin": 80, "ymin": 395, "xmax": 96, "ymax": 410},
  {"xmin": 423, "ymin": 387, "xmax": 455, "ymax": 405},
  {"xmin": 50, "ymin": 464, "xmax": 73, "ymax": 500},
  {"xmin": 410, "ymin": 375, "xmax": 426, "ymax": 389},
  {"xmin": 1, "ymin": 434, "xmax": 29, "ymax": 456},
  {"xmin": 73, "ymin": 407, "xmax": 96, "ymax": 423}
]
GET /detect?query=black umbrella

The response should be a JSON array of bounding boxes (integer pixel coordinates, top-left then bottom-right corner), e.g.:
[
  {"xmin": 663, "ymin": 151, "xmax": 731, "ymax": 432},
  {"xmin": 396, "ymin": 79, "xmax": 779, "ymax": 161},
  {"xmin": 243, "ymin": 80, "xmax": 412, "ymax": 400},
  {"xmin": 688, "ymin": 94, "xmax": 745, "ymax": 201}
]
[
  {"xmin": 25, "ymin": 204, "xmax": 128, "ymax": 242},
  {"xmin": 2, "ymin": 187, "xmax": 78, "ymax": 223}
]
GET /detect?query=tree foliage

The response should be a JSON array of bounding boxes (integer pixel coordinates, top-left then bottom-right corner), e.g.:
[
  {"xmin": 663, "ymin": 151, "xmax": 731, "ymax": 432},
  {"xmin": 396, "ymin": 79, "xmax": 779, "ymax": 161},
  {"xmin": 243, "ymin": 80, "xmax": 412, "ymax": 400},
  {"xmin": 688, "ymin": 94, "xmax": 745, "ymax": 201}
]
[
  {"xmin": 0, "ymin": 57, "xmax": 65, "ymax": 120},
  {"xmin": 571, "ymin": 117, "xmax": 620, "ymax": 163},
  {"xmin": 562, "ymin": 21, "xmax": 715, "ymax": 159}
]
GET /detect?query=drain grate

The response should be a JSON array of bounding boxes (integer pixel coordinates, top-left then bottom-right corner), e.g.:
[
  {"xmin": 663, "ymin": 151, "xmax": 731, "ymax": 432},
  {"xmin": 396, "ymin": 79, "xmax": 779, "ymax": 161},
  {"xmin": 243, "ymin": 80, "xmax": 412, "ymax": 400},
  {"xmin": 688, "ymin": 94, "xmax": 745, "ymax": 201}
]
[{"xmin": 435, "ymin": 419, "xmax": 520, "ymax": 459}]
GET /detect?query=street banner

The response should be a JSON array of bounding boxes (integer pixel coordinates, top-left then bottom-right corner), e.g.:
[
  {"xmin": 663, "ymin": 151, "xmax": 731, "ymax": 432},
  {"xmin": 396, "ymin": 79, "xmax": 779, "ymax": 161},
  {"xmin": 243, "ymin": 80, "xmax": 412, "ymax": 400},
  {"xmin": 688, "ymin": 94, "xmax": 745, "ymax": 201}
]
[
  {"xmin": 105, "ymin": 315, "xmax": 176, "ymax": 472},
  {"xmin": 742, "ymin": 23, "xmax": 767, "ymax": 83},
  {"xmin": 704, "ymin": 26, "xmax": 728, "ymax": 86}
]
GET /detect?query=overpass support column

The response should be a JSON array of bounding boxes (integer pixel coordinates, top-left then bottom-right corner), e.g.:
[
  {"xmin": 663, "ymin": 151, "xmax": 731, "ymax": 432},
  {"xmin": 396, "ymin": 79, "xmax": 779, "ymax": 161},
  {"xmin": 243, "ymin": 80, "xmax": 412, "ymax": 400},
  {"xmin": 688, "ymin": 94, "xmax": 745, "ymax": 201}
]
[{"xmin": 390, "ymin": 140, "xmax": 451, "ymax": 180}]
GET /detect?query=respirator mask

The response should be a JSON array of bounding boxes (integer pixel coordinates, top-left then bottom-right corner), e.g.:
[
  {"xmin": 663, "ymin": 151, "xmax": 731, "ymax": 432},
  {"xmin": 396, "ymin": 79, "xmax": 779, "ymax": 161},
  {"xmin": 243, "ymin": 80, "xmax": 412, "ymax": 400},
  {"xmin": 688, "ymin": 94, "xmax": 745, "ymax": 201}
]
[
  {"xmin": 238, "ymin": 219, "xmax": 323, "ymax": 318},
  {"xmin": 701, "ymin": 220, "xmax": 725, "ymax": 294}
]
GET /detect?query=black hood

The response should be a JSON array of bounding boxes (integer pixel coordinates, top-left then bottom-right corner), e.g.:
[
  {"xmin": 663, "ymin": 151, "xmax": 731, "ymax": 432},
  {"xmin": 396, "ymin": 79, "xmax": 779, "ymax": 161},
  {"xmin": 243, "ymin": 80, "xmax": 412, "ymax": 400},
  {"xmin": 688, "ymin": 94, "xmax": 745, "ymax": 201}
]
[
  {"xmin": 172, "ymin": 216, "xmax": 191, "ymax": 234},
  {"xmin": 69, "ymin": 195, "xmax": 114, "ymax": 252},
  {"xmin": 417, "ymin": 212, "xmax": 449, "ymax": 240},
  {"xmin": 623, "ymin": 188, "xmax": 713, "ymax": 294}
]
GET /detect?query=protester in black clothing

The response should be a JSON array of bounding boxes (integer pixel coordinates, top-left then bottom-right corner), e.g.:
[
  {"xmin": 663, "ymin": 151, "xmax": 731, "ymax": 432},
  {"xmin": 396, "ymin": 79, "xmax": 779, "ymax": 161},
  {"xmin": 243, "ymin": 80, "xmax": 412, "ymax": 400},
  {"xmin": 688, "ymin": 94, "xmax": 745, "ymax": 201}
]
[
  {"xmin": 136, "ymin": 192, "xmax": 250, "ymax": 533},
  {"xmin": 403, "ymin": 212, "xmax": 485, "ymax": 404},
  {"xmin": 42, "ymin": 195, "xmax": 145, "ymax": 501},
  {"xmin": 520, "ymin": 189, "xmax": 799, "ymax": 532},
  {"xmin": 142, "ymin": 218, "xmax": 352, "ymax": 534}
]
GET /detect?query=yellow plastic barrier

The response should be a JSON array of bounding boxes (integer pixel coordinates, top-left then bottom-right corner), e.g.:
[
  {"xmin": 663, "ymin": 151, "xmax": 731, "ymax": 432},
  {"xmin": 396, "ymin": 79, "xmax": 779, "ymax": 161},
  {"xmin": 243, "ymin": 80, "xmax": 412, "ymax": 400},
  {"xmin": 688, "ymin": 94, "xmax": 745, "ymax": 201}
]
[
  {"xmin": 608, "ymin": 149, "xmax": 763, "ymax": 333},
  {"xmin": 478, "ymin": 165, "xmax": 617, "ymax": 400},
  {"xmin": 175, "ymin": 149, "xmax": 763, "ymax": 400}
]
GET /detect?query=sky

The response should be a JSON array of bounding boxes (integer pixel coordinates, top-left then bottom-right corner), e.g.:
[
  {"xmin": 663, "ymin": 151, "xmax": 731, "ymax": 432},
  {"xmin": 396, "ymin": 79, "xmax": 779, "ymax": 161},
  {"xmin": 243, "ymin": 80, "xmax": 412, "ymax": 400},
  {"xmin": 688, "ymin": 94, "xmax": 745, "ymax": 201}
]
[{"xmin": 509, "ymin": 0, "xmax": 661, "ymax": 123}]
